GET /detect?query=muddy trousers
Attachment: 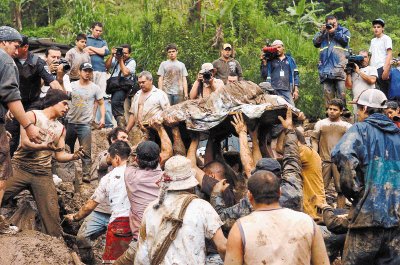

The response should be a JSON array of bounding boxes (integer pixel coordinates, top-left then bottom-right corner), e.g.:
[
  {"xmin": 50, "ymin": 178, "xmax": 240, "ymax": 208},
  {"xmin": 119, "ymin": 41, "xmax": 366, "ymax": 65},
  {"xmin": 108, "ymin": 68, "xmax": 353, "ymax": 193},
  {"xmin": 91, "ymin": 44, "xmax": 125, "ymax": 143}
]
[
  {"xmin": 343, "ymin": 227, "xmax": 400, "ymax": 265},
  {"xmin": 113, "ymin": 240, "xmax": 137, "ymax": 265},
  {"xmin": 2, "ymin": 166, "xmax": 62, "ymax": 237},
  {"xmin": 76, "ymin": 210, "xmax": 110, "ymax": 264},
  {"xmin": 322, "ymin": 79, "xmax": 346, "ymax": 108}
]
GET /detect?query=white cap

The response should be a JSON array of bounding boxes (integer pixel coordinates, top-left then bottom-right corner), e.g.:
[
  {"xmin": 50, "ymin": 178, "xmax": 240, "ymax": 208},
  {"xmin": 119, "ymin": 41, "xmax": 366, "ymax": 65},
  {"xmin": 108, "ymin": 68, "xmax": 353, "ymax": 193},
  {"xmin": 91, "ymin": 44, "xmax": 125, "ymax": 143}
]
[
  {"xmin": 199, "ymin": 63, "xmax": 214, "ymax": 74},
  {"xmin": 272, "ymin": 40, "xmax": 284, "ymax": 46},
  {"xmin": 351, "ymin": 89, "xmax": 387, "ymax": 108}
]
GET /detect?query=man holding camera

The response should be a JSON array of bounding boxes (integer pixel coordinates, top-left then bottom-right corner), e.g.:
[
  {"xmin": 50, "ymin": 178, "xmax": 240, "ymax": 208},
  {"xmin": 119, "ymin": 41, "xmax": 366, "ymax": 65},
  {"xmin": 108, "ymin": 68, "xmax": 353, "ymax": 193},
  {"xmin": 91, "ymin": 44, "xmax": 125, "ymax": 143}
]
[
  {"xmin": 105, "ymin": 44, "xmax": 136, "ymax": 127},
  {"xmin": 345, "ymin": 50, "xmax": 377, "ymax": 117},
  {"xmin": 260, "ymin": 40, "xmax": 299, "ymax": 106},
  {"xmin": 313, "ymin": 15, "xmax": 350, "ymax": 108},
  {"xmin": 189, "ymin": 63, "xmax": 224, "ymax": 99}
]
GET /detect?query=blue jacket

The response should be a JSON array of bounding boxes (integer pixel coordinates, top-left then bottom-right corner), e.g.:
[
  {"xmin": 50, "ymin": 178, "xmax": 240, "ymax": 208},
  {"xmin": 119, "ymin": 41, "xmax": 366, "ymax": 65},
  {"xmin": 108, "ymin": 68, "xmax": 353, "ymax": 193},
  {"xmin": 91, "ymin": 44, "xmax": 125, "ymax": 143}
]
[
  {"xmin": 313, "ymin": 25, "xmax": 350, "ymax": 82},
  {"xmin": 332, "ymin": 113, "xmax": 400, "ymax": 228},
  {"xmin": 260, "ymin": 54, "xmax": 299, "ymax": 91}
]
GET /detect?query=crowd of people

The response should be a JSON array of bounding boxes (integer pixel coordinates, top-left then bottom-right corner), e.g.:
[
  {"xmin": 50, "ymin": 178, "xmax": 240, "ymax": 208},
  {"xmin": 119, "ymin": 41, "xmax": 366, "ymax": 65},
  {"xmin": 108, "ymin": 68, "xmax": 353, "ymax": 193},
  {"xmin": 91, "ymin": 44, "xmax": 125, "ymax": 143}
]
[{"xmin": 0, "ymin": 13, "xmax": 400, "ymax": 265}]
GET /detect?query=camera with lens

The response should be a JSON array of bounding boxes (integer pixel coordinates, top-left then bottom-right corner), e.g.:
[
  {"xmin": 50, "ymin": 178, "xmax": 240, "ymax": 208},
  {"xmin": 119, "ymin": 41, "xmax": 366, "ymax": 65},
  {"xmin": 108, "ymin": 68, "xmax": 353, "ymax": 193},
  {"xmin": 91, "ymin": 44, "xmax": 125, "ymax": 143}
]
[
  {"xmin": 52, "ymin": 58, "xmax": 70, "ymax": 73},
  {"xmin": 202, "ymin": 71, "xmax": 212, "ymax": 83},
  {"xmin": 325, "ymin": 23, "xmax": 334, "ymax": 30},
  {"xmin": 345, "ymin": 49, "xmax": 364, "ymax": 74},
  {"xmin": 115, "ymin": 47, "xmax": 123, "ymax": 57},
  {"xmin": 262, "ymin": 45, "xmax": 278, "ymax": 61}
]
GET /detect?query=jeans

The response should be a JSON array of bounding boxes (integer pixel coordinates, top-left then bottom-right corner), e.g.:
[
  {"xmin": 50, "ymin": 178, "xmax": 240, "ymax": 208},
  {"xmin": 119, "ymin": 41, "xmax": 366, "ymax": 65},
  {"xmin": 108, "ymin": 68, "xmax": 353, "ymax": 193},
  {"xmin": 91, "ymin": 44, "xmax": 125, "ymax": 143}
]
[
  {"xmin": 275, "ymin": 89, "xmax": 295, "ymax": 106},
  {"xmin": 76, "ymin": 211, "xmax": 110, "ymax": 263},
  {"xmin": 3, "ymin": 166, "xmax": 61, "ymax": 237},
  {"xmin": 111, "ymin": 90, "xmax": 127, "ymax": 119},
  {"xmin": 96, "ymin": 98, "xmax": 114, "ymax": 128},
  {"xmin": 322, "ymin": 79, "xmax": 346, "ymax": 108},
  {"xmin": 65, "ymin": 123, "xmax": 92, "ymax": 177},
  {"xmin": 167, "ymin": 93, "xmax": 183, "ymax": 105},
  {"xmin": 376, "ymin": 67, "xmax": 390, "ymax": 97}
]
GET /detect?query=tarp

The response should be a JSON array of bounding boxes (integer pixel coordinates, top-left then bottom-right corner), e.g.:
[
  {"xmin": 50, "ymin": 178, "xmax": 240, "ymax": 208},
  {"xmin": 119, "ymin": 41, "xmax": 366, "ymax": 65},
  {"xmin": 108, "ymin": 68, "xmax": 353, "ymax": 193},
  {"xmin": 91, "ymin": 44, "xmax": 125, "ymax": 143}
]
[{"xmin": 160, "ymin": 81, "xmax": 299, "ymax": 131}]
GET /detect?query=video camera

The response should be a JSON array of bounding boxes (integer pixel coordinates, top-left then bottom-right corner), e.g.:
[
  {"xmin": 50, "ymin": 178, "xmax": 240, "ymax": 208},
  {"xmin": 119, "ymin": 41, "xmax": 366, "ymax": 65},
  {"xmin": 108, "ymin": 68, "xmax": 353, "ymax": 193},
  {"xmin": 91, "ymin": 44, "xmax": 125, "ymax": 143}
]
[
  {"xmin": 262, "ymin": 40, "xmax": 278, "ymax": 60},
  {"xmin": 345, "ymin": 49, "xmax": 364, "ymax": 74}
]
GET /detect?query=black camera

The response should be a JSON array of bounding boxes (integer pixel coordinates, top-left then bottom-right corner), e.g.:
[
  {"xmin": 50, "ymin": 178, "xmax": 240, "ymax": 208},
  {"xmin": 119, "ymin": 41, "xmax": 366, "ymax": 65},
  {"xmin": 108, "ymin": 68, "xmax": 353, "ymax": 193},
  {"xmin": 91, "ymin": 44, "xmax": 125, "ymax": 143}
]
[
  {"xmin": 326, "ymin": 23, "xmax": 334, "ymax": 30},
  {"xmin": 202, "ymin": 71, "xmax": 212, "ymax": 83},
  {"xmin": 53, "ymin": 58, "xmax": 70, "ymax": 73},
  {"xmin": 345, "ymin": 50, "xmax": 364, "ymax": 74},
  {"xmin": 116, "ymin": 47, "xmax": 123, "ymax": 57}
]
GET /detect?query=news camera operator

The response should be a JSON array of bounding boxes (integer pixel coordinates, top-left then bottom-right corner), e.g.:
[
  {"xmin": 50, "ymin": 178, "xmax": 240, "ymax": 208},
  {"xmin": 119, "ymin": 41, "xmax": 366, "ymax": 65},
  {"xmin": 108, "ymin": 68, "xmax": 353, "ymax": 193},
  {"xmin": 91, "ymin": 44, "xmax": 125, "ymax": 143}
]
[
  {"xmin": 105, "ymin": 44, "xmax": 136, "ymax": 127},
  {"xmin": 345, "ymin": 50, "xmax": 377, "ymax": 108},
  {"xmin": 190, "ymin": 63, "xmax": 224, "ymax": 99},
  {"xmin": 260, "ymin": 40, "xmax": 299, "ymax": 106},
  {"xmin": 313, "ymin": 15, "xmax": 350, "ymax": 108}
]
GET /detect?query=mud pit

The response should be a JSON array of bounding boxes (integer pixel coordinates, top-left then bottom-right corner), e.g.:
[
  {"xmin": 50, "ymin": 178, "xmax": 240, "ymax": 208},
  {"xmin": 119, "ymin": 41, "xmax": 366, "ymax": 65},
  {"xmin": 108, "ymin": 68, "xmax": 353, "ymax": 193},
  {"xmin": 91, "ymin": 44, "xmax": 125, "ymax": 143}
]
[
  {"xmin": 0, "ymin": 230, "xmax": 77, "ymax": 265},
  {"xmin": 0, "ymin": 129, "xmax": 117, "ymax": 265}
]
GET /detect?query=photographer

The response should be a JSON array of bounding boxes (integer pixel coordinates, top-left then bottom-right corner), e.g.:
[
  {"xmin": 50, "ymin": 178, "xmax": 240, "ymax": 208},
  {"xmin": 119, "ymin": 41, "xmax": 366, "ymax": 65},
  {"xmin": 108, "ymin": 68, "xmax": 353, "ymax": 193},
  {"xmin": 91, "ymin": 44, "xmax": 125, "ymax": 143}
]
[
  {"xmin": 260, "ymin": 40, "xmax": 299, "ymax": 106},
  {"xmin": 189, "ymin": 63, "xmax": 224, "ymax": 99},
  {"xmin": 345, "ymin": 50, "xmax": 377, "ymax": 116},
  {"xmin": 105, "ymin": 44, "xmax": 136, "ymax": 127},
  {"xmin": 313, "ymin": 15, "xmax": 350, "ymax": 108}
]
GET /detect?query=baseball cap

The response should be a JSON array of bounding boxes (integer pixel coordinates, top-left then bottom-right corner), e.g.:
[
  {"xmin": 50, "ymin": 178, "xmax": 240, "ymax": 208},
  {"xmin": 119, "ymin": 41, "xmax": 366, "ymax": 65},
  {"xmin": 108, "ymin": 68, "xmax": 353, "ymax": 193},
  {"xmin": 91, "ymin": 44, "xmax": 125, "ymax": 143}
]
[
  {"xmin": 0, "ymin": 26, "xmax": 22, "ymax": 42},
  {"xmin": 372, "ymin": 18, "xmax": 385, "ymax": 27},
  {"xmin": 351, "ymin": 89, "xmax": 387, "ymax": 108},
  {"xmin": 252, "ymin": 158, "xmax": 282, "ymax": 176},
  {"xmin": 272, "ymin": 40, "xmax": 284, "ymax": 46},
  {"xmin": 136, "ymin": 141, "xmax": 160, "ymax": 162},
  {"xmin": 199, "ymin": 63, "xmax": 214, "ymax": 74},
  {"xmin": 80, "ymin": 62, "xmax": 93, "ymax": 71},
  {"xmin": 223, "ymin": 43, "xmax": 232, "ymax": 50}
]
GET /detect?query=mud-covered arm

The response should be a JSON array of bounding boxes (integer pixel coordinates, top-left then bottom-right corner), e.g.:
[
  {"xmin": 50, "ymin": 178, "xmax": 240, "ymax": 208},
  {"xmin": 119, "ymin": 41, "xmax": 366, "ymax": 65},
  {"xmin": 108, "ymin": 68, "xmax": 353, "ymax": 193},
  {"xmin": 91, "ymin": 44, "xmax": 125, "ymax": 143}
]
[
  {"xmin": 210, "ymin": 190, "xmax": 252, "ymax": 230},
  {"xmin": 322, "ymin": 206, "xmax": 349, "ymax": 234},
  {"xmin": 313, "ymin": 31, "xmax": 326, "ymax": 48},
  {"xmin": 187, "ymin": 134, "xmax": 206, "ymax": 186},
  {"xmin": 157, "ymin": 125, "xmax": 173, "ymax": 167},
  {"xmin": 331, "ymin": 125, "xmax": 365, "ymax": 202}
]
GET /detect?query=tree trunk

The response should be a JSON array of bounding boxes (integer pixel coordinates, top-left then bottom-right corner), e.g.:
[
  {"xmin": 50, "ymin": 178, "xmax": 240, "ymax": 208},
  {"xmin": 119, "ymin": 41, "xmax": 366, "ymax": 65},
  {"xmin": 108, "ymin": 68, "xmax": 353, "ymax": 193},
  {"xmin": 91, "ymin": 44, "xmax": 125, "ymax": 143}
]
[{"xmin": 14, "ymin": 2, "xmax": 23, "ymax": 31}]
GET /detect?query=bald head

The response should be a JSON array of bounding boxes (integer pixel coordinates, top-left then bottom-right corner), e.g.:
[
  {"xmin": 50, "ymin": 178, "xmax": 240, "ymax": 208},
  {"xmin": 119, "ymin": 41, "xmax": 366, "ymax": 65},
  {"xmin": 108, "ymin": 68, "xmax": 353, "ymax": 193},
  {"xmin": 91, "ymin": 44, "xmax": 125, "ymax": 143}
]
[{"xmin": 248, "ymin": 170, "xmax": 280, "ymax": 204}]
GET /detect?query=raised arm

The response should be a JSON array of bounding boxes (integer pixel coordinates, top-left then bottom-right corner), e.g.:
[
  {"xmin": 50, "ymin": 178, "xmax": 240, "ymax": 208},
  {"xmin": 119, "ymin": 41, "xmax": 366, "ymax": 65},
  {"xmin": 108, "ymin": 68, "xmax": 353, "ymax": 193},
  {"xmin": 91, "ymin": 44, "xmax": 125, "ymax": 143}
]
[
  {"xmin": 187, "ymin": 133, "xmax": 206, "ymax": 186},
  {"xmin": 231, "ymin": 112, "xmax": 254, "ymax": 178}
]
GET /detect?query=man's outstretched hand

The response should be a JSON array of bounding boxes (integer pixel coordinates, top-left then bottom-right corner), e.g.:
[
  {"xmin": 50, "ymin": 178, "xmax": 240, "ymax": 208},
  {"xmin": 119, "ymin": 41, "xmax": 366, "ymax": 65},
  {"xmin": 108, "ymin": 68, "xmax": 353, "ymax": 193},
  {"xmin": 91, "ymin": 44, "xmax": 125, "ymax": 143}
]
[{"xmin": 278, "ymin": 108, "xmax": 294, "ymax": 130}]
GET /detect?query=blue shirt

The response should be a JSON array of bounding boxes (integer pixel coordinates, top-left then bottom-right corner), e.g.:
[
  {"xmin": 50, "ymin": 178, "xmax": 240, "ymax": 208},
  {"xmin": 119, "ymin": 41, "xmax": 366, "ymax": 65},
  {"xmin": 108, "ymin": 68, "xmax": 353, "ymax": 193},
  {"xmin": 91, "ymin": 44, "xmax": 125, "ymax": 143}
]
[{"xmin": 86, "ymin": 35, "xmax": 110, "ymax": 72}]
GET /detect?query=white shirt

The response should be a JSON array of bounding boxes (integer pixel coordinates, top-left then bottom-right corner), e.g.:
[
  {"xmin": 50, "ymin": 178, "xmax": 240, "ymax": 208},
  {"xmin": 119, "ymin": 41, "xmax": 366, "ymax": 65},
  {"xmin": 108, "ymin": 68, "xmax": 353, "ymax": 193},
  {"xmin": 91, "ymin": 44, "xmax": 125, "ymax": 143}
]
[
  {"xmin": 351, "ymin": 65, "xmax": 378, "ymax": 101},
  {"xmin": 91, "ymin": 164, "xmax": 130, "ymax": 223},
  {"xmin": 369, "ymin": 34, "xmax": 392, "ymax": 68},
  {"xmin": 129, "ymin": 86, "xmax": 170, "ymax": 122},
  {"xmin": 135, "ymin": 193, "xmax": 223, "ymax": 265}
]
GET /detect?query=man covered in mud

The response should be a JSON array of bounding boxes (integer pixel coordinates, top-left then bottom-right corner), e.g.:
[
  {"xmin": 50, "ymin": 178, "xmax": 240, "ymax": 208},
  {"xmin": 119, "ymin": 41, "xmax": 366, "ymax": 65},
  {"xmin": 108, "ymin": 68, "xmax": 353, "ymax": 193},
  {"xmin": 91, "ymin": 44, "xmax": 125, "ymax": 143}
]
[
  {"xmin": 134, "ymin": 155, "xmax": 227, "ymax": 265},
  {"xmin": 332, "ymin": 89, "xmax": 400, "ymax": 264},
  {"xmin": 65, "ymin": 141, "xmax": 132, "ymax": 263},
  {"xmin": 2, "ymin": 89, "xmax": 84, "ymax": 237},
  {"xmin": 224, "ymin": 170, "xmax": 329, "ymax": 265},
  {"xmin": 311, "ymin": 98, "xmax": 351, "ymax": 208},
  {"xmin": 75, "ymin": 127, "xmax": 129, "ymax": 264}
]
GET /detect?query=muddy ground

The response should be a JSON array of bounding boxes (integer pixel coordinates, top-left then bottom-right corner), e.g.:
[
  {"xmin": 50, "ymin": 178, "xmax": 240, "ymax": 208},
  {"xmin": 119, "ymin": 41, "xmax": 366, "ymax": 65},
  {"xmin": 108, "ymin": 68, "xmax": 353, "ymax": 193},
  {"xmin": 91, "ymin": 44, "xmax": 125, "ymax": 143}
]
[{"xmin": 0, "ymin": 128, "xmax": 122, "ymax": 265}]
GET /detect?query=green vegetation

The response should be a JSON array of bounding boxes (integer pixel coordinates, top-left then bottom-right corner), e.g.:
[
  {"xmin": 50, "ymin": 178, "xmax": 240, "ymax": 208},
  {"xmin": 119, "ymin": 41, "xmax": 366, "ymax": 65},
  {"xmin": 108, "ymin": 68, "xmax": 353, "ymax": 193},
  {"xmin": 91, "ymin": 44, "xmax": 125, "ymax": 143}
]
[{"xmin": 1, "ymin": 0, "xmax": 399, "ymax": 119}]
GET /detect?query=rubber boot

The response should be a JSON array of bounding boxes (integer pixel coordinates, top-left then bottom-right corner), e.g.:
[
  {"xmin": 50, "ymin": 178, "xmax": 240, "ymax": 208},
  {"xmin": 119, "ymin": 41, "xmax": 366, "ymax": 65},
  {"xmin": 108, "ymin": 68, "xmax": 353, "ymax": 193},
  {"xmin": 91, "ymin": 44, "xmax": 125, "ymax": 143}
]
[{"xmin": 78, "ymin": 247, "xmax": 95, "ymax": 265}]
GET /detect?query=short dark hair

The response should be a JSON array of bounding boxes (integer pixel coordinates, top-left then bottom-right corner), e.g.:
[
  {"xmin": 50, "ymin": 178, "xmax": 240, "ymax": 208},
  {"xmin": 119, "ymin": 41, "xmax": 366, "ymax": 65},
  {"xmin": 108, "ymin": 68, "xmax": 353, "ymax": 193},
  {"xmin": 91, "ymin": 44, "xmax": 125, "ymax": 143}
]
[
  {"xmin": 295, "ymin": 129, "xmax": 306, "ymax": 145},
  {"xmin": 165, "ymin": 43, "xmax": 178, "ymax": 52},
  {"xmin": 386, "ymin": 101, "xmax": 399, "ymax": 110},
  {"xmin": 248, "ymin": 170, "xmax": 281, "ymax": 204},
  {"xmin": 357, "ymin": 104, "xmax": 385, "ymax": 115},
  {"xmin": 121, "ymin": 44, "xmax": 131, "ymax": 53},
  {"xmin": 45, "ymin": 46, "xmax": 61, "ymax": 57},
  {"xmin": 328, "ymin": 98, "xmax": 344, "ymax": 111},
  {"xmin": 21, "ymin": 35, "xmax": 29, "ymax": 46},
  {"xmin": 91, "ymin": 22, "xmax": 103, "ymax": 29},
  {"xmin": 76, "ymin": 33, "xmax": 87, "ymax": 41},
  {"xmin": 325, "ymin": 15, "xmax": 337, "ymax": 22},
  {"xmin": 108, "ymin": 140, "xmax": 131, "ymax": 160},
  {"xmin": 107, "ymin": 127, "xmax": 128, "ymax": 145}
]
